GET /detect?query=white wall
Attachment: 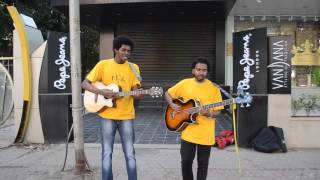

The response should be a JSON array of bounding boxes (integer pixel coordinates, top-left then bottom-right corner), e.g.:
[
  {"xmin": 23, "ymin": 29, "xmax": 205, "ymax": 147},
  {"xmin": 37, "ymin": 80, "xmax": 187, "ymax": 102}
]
[
  {"xmin": 99, "ymin": 28, "xmax": 114, "ymax": 60},
  {"xmin": 24, "ymin": 42, "xmax": 47, "ymax": 144},
  {"xmin": 225, "ymin": 16, "xmax": 234, "ymax": 87},
  {"xmin": 268, "ymin": 94, "xmax": 320, "ymax": 148},
  {"xmin": 13, "ymin": 27, "xmax": 45, "ymax": 144}
]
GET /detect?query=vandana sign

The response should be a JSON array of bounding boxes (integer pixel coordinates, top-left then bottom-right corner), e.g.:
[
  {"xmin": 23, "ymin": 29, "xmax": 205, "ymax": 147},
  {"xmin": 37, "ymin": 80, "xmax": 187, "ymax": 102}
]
[
  {"xmin": 233, "ymin": 28, "xmax": 268, "ymax": 94},
  {"xmin": 268, "ymin": 36, "xmax": 293, "ymax": 94},
  {"xmin": 47, "ymin": 31, "xmax": 71, "ymax": 93}
]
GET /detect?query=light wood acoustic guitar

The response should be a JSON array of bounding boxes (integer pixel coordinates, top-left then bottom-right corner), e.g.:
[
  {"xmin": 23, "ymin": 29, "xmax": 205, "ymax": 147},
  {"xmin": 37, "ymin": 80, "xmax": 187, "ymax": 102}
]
[
  {"xmin": 84, "ymin": 81, "xmax": 163, "ymax": 113},
  {"xmin": 164, "ymin": 89, "xmax": 252, "ymax": 132}
]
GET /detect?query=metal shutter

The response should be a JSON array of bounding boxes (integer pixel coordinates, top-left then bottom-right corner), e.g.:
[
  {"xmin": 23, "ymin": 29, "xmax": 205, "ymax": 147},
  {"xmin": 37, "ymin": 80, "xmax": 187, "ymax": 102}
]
[
  {"xmin": 116, "ymin": 22, "xmax": 216, "ymax": 110},
  {"xmin": 116, "ymin": 22, "xmax": 216, "ymax": 89}
]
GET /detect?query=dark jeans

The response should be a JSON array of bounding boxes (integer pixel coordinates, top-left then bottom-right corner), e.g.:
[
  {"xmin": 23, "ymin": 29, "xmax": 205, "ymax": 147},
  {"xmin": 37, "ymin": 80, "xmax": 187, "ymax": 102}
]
[{"xmin": 180, "ymin": 140, "xmax": 211, "ymax": 180}]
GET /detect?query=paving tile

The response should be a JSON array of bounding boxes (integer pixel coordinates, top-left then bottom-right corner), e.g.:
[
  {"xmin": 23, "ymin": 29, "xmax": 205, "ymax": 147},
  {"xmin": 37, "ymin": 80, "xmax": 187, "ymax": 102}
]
[{"xmin": 84, "ymin": 112, "xmax": 232, "ymax": 144}]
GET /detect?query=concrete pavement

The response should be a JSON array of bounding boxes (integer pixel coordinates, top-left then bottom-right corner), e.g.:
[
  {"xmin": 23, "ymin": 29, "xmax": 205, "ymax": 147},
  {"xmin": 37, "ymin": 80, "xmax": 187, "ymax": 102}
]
[
  {"xmin": 1, "ymin": 113, "xmax": 319, "ymax": 180},
  {"xmin": 1, "ymin": 143, "xmax": 320, "ymax": 180}
]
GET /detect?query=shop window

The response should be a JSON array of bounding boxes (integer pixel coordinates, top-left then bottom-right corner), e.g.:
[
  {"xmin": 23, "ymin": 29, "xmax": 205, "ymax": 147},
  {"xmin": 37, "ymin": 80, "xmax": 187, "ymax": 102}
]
[{"xmin": 291, "ymin": 23, "xmax": 320, "ymax": 117}]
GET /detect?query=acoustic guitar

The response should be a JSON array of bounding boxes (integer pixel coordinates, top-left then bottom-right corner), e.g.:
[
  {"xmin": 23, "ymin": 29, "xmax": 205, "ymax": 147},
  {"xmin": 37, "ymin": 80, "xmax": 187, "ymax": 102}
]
[
  {"xmin": 84, "ymin": 81, "xmax": 163, "ymax": 113},
  {"xmin": 164, "ymin": 89, "xmax": 252, "ymax": 132}
]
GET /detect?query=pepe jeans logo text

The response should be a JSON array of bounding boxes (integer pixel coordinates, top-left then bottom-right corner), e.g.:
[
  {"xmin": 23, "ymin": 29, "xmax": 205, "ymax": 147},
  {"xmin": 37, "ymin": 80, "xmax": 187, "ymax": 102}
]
[
  {"xmin": 237, "ymin": 33, "xmax": 255, "ymax": 91},
  {"xmin": 53, "ymin": 36, "xmax": 70, "ymax": 90}
]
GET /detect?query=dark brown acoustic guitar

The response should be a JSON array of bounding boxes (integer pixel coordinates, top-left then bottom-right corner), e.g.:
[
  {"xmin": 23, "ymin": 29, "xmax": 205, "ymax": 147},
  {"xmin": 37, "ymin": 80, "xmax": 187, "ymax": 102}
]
[{"xmin": 164, "ymin": 89, "xmax": 252, "ymax": 132}]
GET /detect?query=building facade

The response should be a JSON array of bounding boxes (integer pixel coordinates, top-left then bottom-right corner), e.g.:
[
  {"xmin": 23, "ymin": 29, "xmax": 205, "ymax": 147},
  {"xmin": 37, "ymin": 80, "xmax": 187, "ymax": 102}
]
[{"xmin": 51, "ymin": 0, "xmax": 320, "ymax": 148}]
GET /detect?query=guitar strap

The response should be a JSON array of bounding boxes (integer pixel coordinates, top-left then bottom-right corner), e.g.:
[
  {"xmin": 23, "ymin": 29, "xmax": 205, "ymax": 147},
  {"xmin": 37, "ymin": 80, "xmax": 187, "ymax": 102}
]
[
  {"xmin": 211, "ymin": 82, "xmax": 242, "ymax": 174},
  {"xmin": 211, "ymin": 82, "xmax": 232, "ymax": 98},
  {"xmin": 128, "ymin": 62, "xmax": 142, "ymax": 82}
]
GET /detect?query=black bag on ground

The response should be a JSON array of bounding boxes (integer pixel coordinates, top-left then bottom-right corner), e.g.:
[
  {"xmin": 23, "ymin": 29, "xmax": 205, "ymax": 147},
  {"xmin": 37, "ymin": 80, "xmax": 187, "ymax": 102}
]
[
  {"xmin": 270, "ymin": 126, "xmax": 287, "ymax": 153},
  {"xmin": 252, "ymin": 126, "xmax": 287, "ymax": 153}
]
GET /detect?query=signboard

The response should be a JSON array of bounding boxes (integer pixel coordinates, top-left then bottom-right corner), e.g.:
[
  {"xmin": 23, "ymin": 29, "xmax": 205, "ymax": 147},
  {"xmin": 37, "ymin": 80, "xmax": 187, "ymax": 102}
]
[
  {"xmin": 233, "ymin": 28, "xmax": 268, "ymax": 94},
  {"xmin": 268, "ymin": 36, "xmax": 293, "ymax": 94},
  {"xmin": 47, "ymin": 31, "xmax": 71, "ymax": 93}
]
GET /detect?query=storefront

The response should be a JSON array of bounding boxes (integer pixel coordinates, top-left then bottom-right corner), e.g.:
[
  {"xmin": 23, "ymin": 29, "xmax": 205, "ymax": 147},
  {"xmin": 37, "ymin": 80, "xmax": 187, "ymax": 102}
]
[
  {"xmin": 228, "ymin": 0, "xmax": 320, "ymax": 148},
  {"xmin": 51, "ymin": 0, "xmax": 235, "ymax": 110},
  {"xmin": 50, "ymin": 0, "xmax": 320, "ymax": 148}
]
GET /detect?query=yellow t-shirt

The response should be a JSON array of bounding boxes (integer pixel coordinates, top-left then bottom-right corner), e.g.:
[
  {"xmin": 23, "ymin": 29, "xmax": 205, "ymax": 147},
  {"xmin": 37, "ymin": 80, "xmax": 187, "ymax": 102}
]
[
  {"xmin": 86, "ymin": 59, "xmax": 141, "ymax": 120},
  {"xmin": 168, "ymin": 78, "xmax": 223, "ymax": 145}
]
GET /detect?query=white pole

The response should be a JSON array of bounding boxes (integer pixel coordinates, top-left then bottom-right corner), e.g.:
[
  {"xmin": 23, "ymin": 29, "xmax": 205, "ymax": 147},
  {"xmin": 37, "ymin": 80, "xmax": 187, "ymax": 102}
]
[{"xmin": 69, "ymin": 0, "xmax": 86, "ymax": 173}]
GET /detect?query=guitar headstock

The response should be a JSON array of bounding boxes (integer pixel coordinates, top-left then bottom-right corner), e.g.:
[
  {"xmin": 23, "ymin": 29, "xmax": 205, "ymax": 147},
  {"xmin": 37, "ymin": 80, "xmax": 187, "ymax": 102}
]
[
  {"xmin": 149, "ymin": 87, "xmax": 163, "ymax": 98},
  {"xmin": 234, "ymin": 87, "xmax": 253, "ymax": 108}
]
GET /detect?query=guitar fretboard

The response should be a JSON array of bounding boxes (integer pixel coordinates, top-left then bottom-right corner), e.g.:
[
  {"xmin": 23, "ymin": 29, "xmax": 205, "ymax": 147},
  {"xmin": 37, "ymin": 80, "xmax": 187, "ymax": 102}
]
[
  {"xmin": 117, "ymin": 89, "xmax": 150, "ymax": 97},
  {"xmin": 186, "ymin": 99, "xmax": 234, "ymax": 114}
]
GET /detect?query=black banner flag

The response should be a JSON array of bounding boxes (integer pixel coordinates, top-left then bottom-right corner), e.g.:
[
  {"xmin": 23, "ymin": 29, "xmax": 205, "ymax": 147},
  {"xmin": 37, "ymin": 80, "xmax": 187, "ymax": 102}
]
[
  {"xmin": 233, "ymin": 28, "xmax": 268, "ymax": 94},
  {"xmin": 268, "ymin": 36, "xmax": 293, "ymax": 94}
]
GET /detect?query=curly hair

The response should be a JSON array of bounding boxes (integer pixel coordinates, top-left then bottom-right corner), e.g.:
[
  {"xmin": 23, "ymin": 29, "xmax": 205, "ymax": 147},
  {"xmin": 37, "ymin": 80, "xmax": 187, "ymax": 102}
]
[
  {"xmin": 113, "ymin": 35, "xmax": 134, "ymax": 50},
  {"xmin": 190, "ymin": 57, "xmax": 210, "ymax": 72}
]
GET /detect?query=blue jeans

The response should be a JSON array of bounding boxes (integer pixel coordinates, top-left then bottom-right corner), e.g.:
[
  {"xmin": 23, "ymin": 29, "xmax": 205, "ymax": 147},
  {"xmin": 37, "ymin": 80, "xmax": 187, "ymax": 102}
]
[{"xmin": 100, "ymin": 118, "xmax": 137, "ymax": 180}]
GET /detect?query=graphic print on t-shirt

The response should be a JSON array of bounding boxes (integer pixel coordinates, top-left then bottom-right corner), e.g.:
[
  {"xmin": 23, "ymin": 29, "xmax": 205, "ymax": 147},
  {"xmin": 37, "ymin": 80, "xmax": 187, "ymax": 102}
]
[{"xmin": 112, "ymin": 74, "xmax": 126, "ymax": 84}]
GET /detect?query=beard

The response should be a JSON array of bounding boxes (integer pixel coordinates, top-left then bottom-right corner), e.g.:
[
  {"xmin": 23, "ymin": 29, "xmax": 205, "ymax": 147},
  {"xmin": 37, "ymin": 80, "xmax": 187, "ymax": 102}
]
[
  {"xmin": 116, "ymin": 55, "xmax": 128, "ymax": 64},
  {"xmin": 193, "ymin": 74, "xmax": 205, "ymax": 82},
  {"xmin": 122, "ymin": 55, "xmax": 129, "ymax": 60}
]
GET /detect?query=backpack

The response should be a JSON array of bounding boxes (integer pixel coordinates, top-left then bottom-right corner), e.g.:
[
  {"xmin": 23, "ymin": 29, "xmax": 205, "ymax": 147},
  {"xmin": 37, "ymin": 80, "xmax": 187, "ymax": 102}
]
[
  {"xmin": 252, "ymin": 126, "xmax": 287, "ymax": 153},
  {"xmin": 270, "ymin": 126, "xmax": 287, "ymax": 153}
]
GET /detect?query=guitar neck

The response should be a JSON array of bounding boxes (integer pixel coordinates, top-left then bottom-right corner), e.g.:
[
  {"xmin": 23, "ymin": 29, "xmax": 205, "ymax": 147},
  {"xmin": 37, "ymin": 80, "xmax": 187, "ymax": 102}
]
[
  {"xmin": 117, "ymin": 89, "xmax": 150, "ymax": 97},
  {"xmin": 187, "ymin": 99, "xmax": 234, "ymax": 114}
]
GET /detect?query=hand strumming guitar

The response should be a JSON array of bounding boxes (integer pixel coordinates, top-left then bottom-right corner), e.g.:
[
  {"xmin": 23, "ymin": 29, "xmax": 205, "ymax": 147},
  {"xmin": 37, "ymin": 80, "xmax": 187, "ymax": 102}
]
[
  {"xmin": 169, "ymin": 102, "xmax": 181, "ymax": 111},
  {"xmin": 98, "ymin": 89, "xmax": 115, "ymax": 99},
  {"xmin": 164, "ymin": 91, "xmax": 181, "ymax": 111}
]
